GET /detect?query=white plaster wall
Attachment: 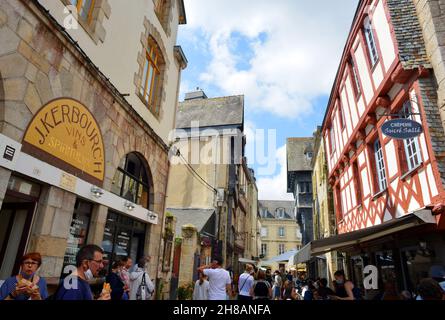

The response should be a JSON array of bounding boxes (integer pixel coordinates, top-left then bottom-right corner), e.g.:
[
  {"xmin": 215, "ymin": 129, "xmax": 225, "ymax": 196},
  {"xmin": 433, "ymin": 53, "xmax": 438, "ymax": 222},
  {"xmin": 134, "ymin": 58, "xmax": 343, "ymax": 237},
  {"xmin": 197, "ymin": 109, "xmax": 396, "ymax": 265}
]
[
  {"xmin": 37, "ymin": 0, "xmax": 183, "ymax": 144},
  {"xmin": 373, "ymin": 0, "xmax": 397, "ymax": 72}
]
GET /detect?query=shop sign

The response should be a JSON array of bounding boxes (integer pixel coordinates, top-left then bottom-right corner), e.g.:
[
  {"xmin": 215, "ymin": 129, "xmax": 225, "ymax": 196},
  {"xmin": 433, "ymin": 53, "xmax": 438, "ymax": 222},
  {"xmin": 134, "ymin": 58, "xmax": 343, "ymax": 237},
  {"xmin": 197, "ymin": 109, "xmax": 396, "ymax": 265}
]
[
  {"xmin": 0, "ymin": 133, "xmax": 22, "ymax": 171},
  {"xmin": 60, "ymin": 172, "xmax": 77, "ymax": 192},
  {"xmin": 381, "ymin": 119, "xmax": 423, "ymax": 140},
  {"xmin": 23, "ymin": 98, "xmax": 105, "ymax": 182}
]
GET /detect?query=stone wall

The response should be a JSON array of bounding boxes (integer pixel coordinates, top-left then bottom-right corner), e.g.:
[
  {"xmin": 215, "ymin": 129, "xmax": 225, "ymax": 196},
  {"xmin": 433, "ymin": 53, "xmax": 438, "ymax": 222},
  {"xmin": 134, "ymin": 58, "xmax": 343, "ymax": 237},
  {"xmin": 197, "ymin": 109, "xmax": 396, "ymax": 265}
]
[
  {"xmin": 414, "ymin": 0, "xmax": 445, "ymax": 154},
  {"xmin": 0, "ymin": 0, "xmax": 170, "ymax": 284}
]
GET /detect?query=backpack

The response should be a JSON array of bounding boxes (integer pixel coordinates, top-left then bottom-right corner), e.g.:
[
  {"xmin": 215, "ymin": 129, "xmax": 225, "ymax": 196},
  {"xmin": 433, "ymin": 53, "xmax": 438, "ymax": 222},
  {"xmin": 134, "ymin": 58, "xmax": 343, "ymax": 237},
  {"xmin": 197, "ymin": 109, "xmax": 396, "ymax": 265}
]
[{"xmin": 136, "ymin": 273, "xmax": 154, "ymax": 300}]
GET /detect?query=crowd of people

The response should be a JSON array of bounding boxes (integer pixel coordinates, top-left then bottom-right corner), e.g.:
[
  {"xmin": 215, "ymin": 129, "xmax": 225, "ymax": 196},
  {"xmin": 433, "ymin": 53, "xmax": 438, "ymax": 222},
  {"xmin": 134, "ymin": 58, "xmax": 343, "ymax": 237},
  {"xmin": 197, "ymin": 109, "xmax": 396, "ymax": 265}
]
[
  {"xmin": 0, "ymin": 245, "xmax": 155, "ymax": 300},
  {"xmin": 192, "ymin": 260, "xmax": 445, "ymax": 301},
  {"xmin": 1, "ymin": 249, "xmax": 444, "ymax": 301}
]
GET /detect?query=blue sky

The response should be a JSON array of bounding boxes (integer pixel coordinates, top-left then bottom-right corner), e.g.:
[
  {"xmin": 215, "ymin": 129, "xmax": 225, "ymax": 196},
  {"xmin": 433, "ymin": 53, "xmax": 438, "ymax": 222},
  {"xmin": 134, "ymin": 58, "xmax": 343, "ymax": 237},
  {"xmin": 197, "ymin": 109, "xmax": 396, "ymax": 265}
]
[{"xmin": 177, "ymin": 0, "xmax": 359, "ymax": 200}]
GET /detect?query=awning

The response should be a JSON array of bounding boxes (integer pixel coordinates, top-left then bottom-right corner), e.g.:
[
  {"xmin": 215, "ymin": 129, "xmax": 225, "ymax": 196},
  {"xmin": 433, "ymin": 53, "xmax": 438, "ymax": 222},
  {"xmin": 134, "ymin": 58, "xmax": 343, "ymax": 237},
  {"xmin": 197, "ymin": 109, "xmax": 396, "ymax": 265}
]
[
  {"xmin": 167, "ymin": 208, "xmax": 216, "ymax": 236},
  {"xmin": 294, "ymin": 243, "xmax": 311, "ymax": 264},
  {"xmin": 259, "ymin": 249, "xmax": 299, "ymax": 266},
  {"xmin": 238, "ymin": 258, "xmax": 257, "ymax": 265},
  {"xmin": 295, "ymin": 209, "xmax": 436, "ymax": 263}
]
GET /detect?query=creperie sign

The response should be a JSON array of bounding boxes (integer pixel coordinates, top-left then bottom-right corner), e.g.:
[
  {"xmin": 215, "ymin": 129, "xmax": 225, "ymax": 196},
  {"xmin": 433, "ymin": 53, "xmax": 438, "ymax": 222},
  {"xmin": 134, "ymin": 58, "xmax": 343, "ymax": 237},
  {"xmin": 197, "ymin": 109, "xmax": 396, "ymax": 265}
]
[
  {"xmin": 381, "ymin": 118, "xmax": 423, "ymax": 140},
  {"xmin": 23, "ymin": 98, "xmax": 105, "ymax": 182}
]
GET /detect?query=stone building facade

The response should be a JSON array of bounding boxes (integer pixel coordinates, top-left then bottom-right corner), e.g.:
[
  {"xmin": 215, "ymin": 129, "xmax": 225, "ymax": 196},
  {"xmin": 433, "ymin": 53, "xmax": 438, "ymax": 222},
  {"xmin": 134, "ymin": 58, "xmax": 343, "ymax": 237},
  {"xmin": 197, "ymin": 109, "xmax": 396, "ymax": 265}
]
[
  {"xmin": 258, "ymin": 200, "xmax": 302, "ymax": 272},
  {"xmin": 0, "ymin": 0, "xmax": 186, "ymax": 298}
]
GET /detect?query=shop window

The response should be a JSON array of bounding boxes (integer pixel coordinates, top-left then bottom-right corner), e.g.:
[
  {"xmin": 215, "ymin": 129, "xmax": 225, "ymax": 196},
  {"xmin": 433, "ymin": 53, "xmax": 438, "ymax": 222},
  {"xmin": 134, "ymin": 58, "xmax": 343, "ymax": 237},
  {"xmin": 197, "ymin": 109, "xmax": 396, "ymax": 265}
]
[
  {"xmin": 111, "ymin": 152, "xmax": 153, "ymax": 210},
  {"xmin": 101, "ymin": 211, "xmax": 147, "ymax": 271},
  {"xmin": 61, "ymin": 199, "xmax": 93, "ymax": 278},
  {"xmin": 138, "ymin": 37, "xmax": 165, "ymax": 117}
]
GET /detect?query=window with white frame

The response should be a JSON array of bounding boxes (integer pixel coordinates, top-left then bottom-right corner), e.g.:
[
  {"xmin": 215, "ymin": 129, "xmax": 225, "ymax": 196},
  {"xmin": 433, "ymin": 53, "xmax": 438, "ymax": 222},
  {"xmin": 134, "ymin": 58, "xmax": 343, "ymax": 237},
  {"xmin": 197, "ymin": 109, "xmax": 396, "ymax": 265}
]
[
  {"xmin": 364, "ymin": 17, "xmax": 379, "ymax": 66},
  {"xmin": 279, "ymin": 226, "xmax": 285, "ymax": 237},
  {"xmin": 400, "ymin": 100, "xmax": 422, "ymax": 171},
  {"xmin": 261, "ymin": 227, "xmax": 268, "ymax": 237},
  {"xmin": 261, "ymin": 244, "xmax": 267, "ymax": 256},
  {"xmin": 278, "ymin": 244, "xmax": 285, "ymax": 255},
  {"xmin": 374, "ymin": 139, "xmax": 387, "ymax": 192}
]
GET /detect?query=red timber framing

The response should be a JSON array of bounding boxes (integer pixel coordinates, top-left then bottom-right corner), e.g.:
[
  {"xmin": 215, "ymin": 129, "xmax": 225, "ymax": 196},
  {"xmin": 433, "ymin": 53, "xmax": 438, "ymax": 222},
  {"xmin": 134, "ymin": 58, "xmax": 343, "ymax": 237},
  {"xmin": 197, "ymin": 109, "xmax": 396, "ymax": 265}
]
[{"xmin": 321, "ymin": 0, "xmax": 445, "ymax": 234}]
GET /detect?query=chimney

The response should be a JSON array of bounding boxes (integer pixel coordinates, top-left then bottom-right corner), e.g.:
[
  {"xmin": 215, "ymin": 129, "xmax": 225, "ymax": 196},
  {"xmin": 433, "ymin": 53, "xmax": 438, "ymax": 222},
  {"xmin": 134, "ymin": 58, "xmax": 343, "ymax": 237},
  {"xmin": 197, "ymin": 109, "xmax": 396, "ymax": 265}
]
[{"xmin": 184, "ymin": 87, "xmax": 208, "ymax": 100}]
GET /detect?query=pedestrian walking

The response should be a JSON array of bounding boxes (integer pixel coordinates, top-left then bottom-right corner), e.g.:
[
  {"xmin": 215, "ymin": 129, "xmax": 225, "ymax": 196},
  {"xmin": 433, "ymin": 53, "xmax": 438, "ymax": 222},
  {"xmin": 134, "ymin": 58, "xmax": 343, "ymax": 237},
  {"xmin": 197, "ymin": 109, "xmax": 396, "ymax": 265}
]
[
  {"xmin": 55, "ymin": 244, "xmax": 110, "ymax": 300},
  {"xmin": 0, "ymin": 252, "xmax": 48, "ymax": 300},
  {"xmin": 129, "ymin": 257, "xmax": 155, "ymax": 300},
  {"xmin": 193, "ymin": 272, "xmax": 210, "ymax": 300},
  {"xmin": 119, "ymin": 257, "xmax": 132, "ymax": 300},
  {"xmin": 250, "ymin": 270, "xmax": 272, "ymax": 300},
  {"xmin": 106, "ymin": 260, "xmax": 125, "ymax": 300},
  {"xmin": 282, "ymin": 280, "xmax": 297, "ymax": 300},
  {"xmin": 237, "ymin": 264, "xmax": 255, "ymax": 301},
  {"xmin": 272, "ymin": 270, "xmax": 282, "ymax": 300},
  {"xmin": 197, "ymin": 257, "xmax": 232, "ymax": 300}
]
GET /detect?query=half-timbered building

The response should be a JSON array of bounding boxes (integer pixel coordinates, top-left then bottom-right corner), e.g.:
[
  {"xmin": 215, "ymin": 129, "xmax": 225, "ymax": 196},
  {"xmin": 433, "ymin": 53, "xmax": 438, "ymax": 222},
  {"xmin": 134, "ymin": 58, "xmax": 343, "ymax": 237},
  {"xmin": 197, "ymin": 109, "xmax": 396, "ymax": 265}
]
[{"xmin": 308, "ymin": 0, "xmax": 445, "ymax": 295}]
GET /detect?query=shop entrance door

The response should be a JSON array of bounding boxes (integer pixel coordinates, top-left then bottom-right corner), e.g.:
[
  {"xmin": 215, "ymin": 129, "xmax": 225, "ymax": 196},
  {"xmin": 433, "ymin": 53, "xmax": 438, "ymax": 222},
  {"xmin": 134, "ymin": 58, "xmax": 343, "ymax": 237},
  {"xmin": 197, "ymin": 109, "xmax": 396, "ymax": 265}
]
[
  {"xmin": 102, "ymin": 211, "xmax": 147, "ymax": 272},
  {"xmin": 0, "ymin": 200, "xmax": 36, "ymax": 279}
]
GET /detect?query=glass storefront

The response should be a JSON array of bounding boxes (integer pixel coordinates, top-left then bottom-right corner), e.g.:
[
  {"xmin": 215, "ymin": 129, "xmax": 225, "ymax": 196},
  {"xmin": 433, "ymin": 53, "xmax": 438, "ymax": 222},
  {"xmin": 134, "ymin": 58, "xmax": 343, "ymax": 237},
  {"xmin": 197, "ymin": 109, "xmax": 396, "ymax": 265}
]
[
  {"xmin": 61, "ymin": 199, "xmax": 93, "ymax": 278},
  {"xmin": 102, "ymin": 211, "xmax": 147, "ymax": 271}
]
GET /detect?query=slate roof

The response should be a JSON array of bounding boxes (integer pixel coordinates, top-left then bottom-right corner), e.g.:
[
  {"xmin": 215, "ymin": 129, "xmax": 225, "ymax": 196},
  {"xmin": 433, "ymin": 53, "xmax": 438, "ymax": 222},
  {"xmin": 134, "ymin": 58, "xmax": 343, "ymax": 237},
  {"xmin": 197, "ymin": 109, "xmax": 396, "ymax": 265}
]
[
  {"xmin": 386, "ymin": 0, "xmax": 431, "ymax": 70},
  {"xmin": 167, "ymin": 208, "xmax": 215, "ymax": 236},
  {"xmin": 259, "ymin": 200, "xmax": 295, "ymax": 220},
  {"xmin": 287, "ymin": 138, "xmax": 314, "ymax": 172},
  {"xmin": 176, "ymin": 95, "xmax": 244, "ymax": 129}
]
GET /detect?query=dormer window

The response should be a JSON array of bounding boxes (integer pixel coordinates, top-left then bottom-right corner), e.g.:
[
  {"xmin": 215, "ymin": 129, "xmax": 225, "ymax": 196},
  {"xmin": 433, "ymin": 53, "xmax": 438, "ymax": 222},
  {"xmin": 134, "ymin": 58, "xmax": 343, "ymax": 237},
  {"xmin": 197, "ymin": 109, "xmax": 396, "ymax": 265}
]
[{"xmin": 276, "ymin": 208, "xmax": 285, "ymax": 219}]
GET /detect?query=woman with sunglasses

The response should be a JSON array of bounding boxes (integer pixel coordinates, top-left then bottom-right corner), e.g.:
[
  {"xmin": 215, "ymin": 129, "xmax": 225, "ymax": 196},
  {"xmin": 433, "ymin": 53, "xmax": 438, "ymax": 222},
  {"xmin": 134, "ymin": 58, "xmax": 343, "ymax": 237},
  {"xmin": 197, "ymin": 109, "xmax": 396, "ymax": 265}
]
[{"xmin": 0, "ymin": 252, "xmax": 48, "ymax": 300}]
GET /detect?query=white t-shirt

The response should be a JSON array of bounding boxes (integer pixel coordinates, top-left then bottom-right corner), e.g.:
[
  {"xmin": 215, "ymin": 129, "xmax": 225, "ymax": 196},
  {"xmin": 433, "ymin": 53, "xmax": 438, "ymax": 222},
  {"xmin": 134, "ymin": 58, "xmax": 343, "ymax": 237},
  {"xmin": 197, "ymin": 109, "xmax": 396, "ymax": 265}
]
[
  {"xmin": 193, "ymin": 280, "xmax": 210, "ymax": 300},
  {"xmin": 203, "ymin": 268, "xmax": 232, "ymax": 300},
  {"xmin": 238, "ymin": 272, "xmax": 254, "ymax": 297}
]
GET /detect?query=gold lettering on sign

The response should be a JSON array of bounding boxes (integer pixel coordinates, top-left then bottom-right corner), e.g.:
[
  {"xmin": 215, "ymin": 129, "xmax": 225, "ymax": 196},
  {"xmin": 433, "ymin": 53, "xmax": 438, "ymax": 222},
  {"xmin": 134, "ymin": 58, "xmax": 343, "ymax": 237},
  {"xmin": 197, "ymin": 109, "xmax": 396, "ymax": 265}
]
[{"xmin": 23, "ymin": 98, "xmax": 105, "ymax": 181}]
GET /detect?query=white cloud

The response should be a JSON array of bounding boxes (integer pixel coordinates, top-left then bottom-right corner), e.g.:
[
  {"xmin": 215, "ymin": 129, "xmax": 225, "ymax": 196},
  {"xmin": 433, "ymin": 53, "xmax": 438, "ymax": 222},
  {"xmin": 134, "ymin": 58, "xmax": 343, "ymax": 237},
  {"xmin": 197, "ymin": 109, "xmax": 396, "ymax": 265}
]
[
  {"xmin": 179, "ymin": 0, "xmax": 359, "ymax": 119},
  {"xmin": 256, "ymin": 144, "xmax": 294, "ymax": 201}
]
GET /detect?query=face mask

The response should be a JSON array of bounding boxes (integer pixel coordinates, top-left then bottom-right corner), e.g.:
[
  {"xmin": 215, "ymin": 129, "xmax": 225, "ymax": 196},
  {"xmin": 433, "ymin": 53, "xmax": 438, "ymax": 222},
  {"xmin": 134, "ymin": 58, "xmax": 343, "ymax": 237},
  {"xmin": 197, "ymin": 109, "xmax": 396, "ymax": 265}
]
[
  {"xmin": 336, "ymin": 279, "xmax": 344, "ymax": 285},
  {"xmin": 84, "ymin": 269, "xmax": 94, "ymax": 281}
]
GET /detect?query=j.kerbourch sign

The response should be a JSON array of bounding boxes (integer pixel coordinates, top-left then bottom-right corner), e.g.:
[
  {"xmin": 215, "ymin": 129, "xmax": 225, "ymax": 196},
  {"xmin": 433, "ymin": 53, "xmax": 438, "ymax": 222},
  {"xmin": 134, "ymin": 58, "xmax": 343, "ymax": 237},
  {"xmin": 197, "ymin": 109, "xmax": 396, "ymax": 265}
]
[
  {"xmin": 381, "ymin": 118, "xmax": 423, "ymax": 140},
  {"xmin": 23, "ymin": 98, "xmax": 105, "ymax": 183}
]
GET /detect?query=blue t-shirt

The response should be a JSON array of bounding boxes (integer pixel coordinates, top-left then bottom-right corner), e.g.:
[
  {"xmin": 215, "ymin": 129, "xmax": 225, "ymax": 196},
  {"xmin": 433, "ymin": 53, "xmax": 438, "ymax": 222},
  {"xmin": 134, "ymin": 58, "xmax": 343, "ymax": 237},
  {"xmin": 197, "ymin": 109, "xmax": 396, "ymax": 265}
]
[
  {"xmin": 0, "ymin": 276, "xmax": 48, "ymax": 300},
  {"xmin": 55, "ymin": 276, "xmax": 93, "ymax": 300}
]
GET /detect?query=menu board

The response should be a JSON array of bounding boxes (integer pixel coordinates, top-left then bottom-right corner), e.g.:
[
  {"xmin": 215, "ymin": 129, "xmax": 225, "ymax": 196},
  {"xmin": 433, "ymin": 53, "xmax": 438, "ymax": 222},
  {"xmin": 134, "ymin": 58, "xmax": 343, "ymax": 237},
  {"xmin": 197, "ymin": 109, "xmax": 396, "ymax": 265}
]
[
  {"xmin": 61, "ymin": 201, "xmax": 91, "ymax": 277},
  {"xmin": 115, "ymin": 229, "xmax": 131, "ymax": 257}
]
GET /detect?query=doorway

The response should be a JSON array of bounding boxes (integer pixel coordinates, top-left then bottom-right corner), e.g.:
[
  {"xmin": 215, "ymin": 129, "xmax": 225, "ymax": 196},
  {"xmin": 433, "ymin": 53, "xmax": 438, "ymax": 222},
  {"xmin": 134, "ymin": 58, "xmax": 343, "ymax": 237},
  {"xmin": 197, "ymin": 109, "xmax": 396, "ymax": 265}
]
[{"xmin": 0, "ymin": 176, "xmax": 40, "ymax": 279}]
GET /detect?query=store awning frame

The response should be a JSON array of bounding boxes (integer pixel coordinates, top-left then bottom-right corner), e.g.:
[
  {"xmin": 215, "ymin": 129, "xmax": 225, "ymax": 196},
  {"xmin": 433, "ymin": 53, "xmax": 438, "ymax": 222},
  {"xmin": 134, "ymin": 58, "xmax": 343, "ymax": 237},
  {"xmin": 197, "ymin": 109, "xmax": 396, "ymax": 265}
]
[{"xmin": 294, "ymin": 209, "xmax": 436, "ymax": 264}]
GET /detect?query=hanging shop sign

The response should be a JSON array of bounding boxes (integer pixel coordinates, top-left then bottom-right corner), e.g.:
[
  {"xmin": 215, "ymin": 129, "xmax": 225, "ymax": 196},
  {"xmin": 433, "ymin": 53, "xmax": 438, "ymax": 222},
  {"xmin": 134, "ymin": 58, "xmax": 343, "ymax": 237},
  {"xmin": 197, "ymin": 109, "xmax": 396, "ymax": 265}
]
[
  {"xmin": 381, "ymin": 119, "xmax": 423, "ymax": 140},
  {"xmin": 22, "ymin": 98, "xmax": 105, "ymax": 183}
]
